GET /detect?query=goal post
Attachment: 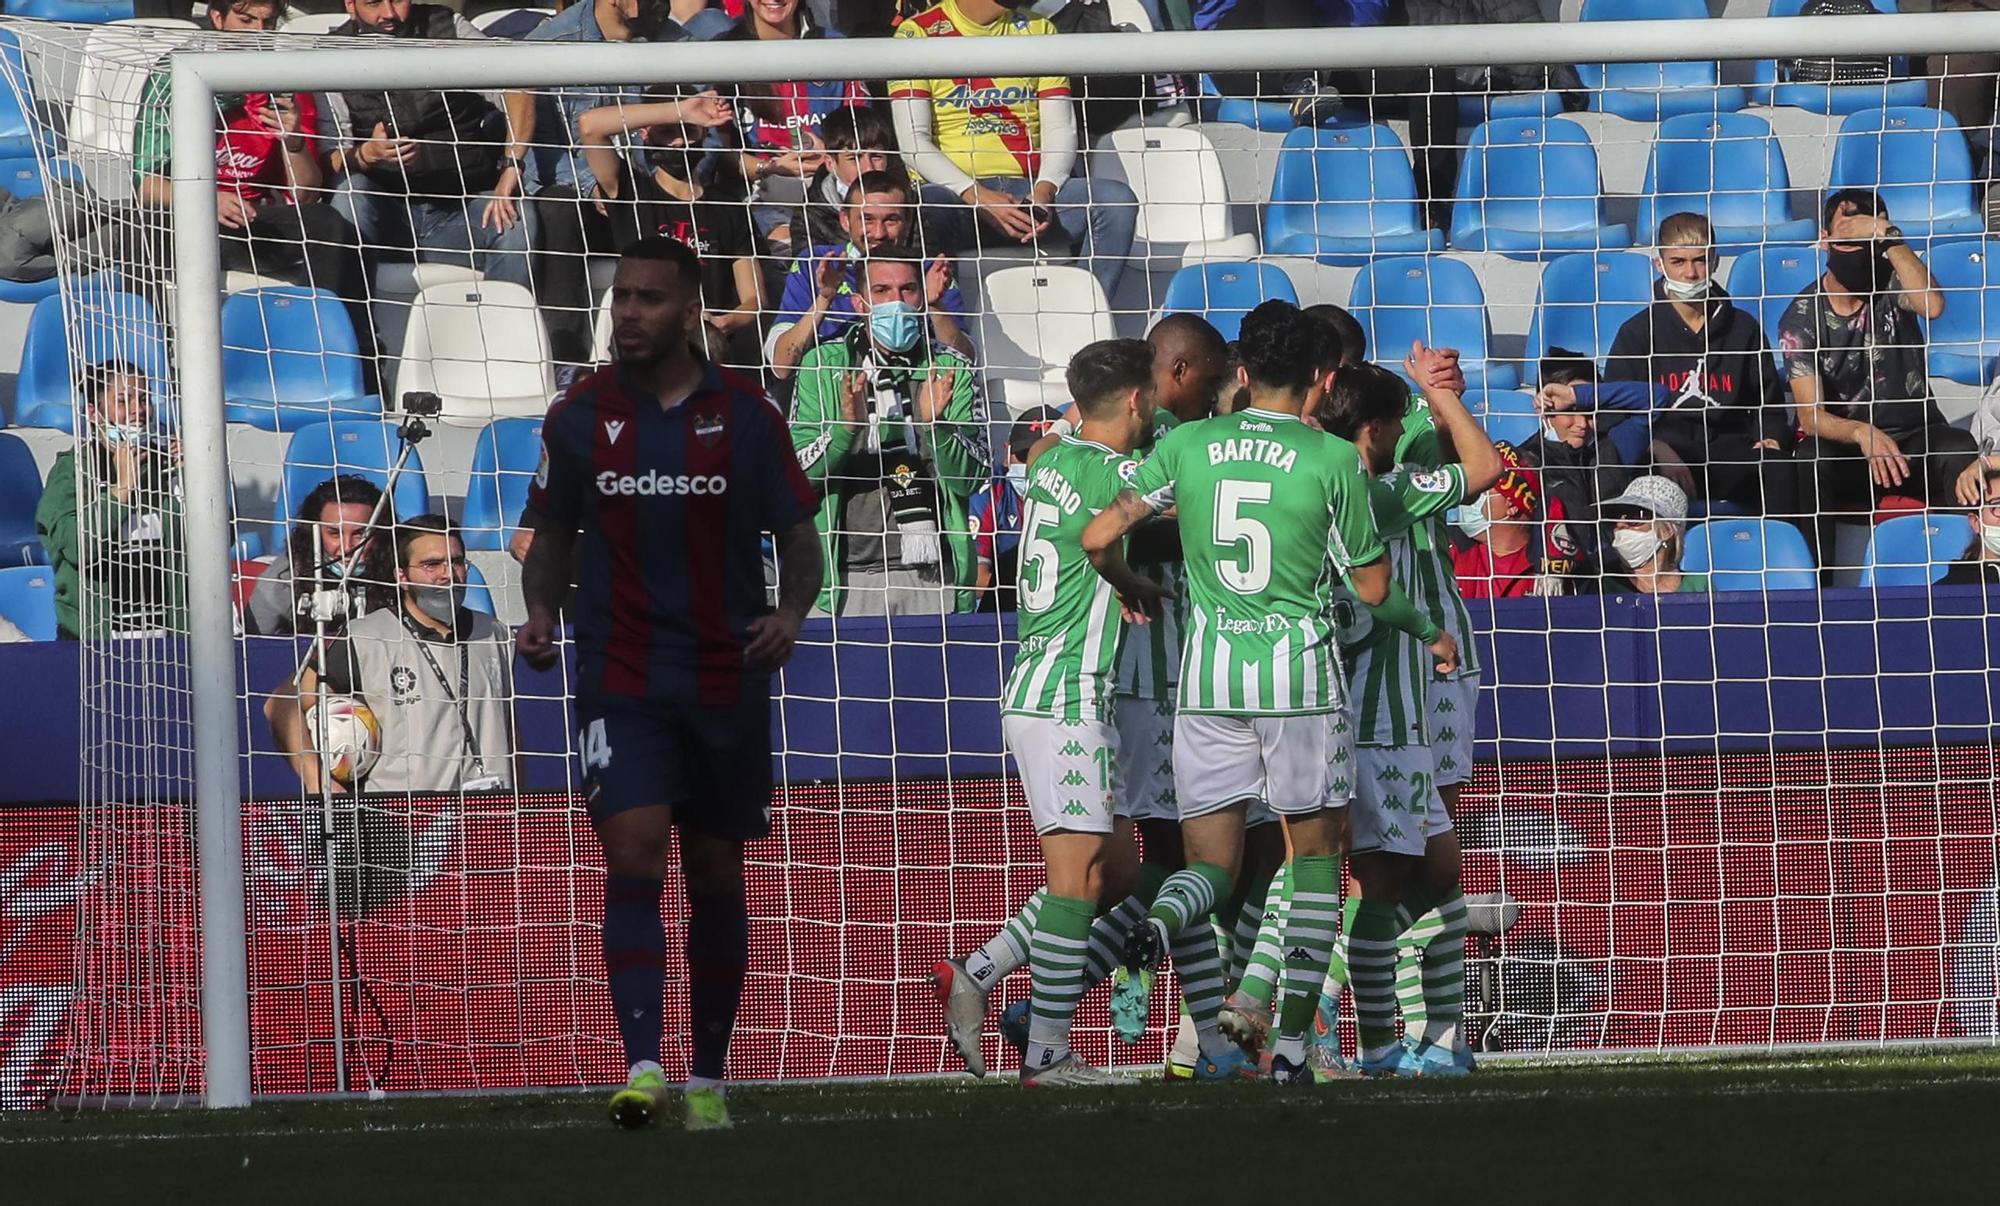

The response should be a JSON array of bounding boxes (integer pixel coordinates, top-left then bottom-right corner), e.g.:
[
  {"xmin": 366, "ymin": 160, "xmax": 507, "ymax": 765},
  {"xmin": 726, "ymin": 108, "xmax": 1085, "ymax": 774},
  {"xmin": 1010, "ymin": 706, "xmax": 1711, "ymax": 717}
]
[{"xmin": 0, "ymin": 3, "xmax": 1991, "ymax": 1109}]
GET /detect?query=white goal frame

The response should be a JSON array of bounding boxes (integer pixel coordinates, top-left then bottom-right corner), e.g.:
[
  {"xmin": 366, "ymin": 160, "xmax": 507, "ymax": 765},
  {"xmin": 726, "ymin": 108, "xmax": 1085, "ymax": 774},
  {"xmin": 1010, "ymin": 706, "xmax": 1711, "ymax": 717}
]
[{"xmin": 164, "ymin": 9, "xmax": 2000, "ymax": 1108}]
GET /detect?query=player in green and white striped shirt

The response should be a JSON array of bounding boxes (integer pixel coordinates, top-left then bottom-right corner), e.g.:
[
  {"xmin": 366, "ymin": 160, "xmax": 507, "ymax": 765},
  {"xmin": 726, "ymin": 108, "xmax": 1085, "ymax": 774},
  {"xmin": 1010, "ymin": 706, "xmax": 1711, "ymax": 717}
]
[{"xmin": 1082, "ymin": 301, "xmax": 1453, "ymax": 1085}]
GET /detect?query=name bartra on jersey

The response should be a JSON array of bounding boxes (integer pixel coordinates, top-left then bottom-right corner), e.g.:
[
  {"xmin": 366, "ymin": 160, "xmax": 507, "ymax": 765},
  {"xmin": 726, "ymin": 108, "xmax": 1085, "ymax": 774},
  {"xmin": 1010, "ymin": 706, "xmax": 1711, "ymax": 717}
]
[{"xmin": 1208, "ymin": 437, "xmax": 1299, "ymax": 472}]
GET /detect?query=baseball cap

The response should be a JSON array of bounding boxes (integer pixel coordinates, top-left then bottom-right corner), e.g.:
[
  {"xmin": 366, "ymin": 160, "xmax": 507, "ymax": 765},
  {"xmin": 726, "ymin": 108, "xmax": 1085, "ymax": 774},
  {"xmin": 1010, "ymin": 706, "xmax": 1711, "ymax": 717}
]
[
  {"xmin": 1601, "ymin": 475, "xmax": 1689, "ymax": 523},
  {"xmin": 1008, "ymin": 405, "xmax": 1066, "ymax": 460}
]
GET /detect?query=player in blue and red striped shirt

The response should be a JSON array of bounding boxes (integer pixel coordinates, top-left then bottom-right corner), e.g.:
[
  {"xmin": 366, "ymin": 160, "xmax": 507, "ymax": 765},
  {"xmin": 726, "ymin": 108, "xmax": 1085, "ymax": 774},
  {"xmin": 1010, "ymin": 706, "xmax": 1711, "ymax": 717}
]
[{"xmin": 517, "ymin": 237, "xmax": 822, "ymax": 1132}]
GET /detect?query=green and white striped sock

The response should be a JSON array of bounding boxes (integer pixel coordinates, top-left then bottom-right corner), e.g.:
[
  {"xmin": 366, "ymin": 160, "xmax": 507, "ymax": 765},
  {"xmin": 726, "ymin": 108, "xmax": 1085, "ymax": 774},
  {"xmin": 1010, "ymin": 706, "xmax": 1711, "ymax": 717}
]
[
  {"xmin": 1321, "ymin": 893, "xmax": 1360, "ymax": 1011},
  {"xmin": 964, "ymin": 888, "xmax": 1045, "ymax": 994},
  {"xmin": 1419, "ymin": 893, "xmax": 1468, "ymax": 1050},
  {"xmin": 1349, "ymin": 898, "xmax": 1404, "ymax": 1062},
  {"xmin": 1147, "ymin": 862, "xmax": 1232, "ymax": 938},
  {"xmin": 1168, "ymin": 918, "xmax": 1234, "ymax": 1060},
  {"xmin": 1081, "ymin": 893, "xmax": 1148, "ymax": 988},
  {"xmin": 1235, "ymin": 863, "xmax": 1291, "ymax": 1008},
  {"xmin": 1024, "ymin": 893, "xmax": 1096, "ymax": 1069},
  {"xmin": 1393, "ymin": 884, "xmax": 1439, "ymax": 1036},
  {"xmin": 1270, "ymin": 856, "xmax": 1342, "ymax": 1064}
]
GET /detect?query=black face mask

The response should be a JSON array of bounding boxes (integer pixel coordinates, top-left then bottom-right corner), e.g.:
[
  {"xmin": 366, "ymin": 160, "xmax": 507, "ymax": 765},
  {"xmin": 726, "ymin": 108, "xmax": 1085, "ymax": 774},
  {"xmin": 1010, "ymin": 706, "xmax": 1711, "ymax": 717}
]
[
  {"xmin": 648, "ymin": 144, "xmax": 698, "ymax": 183},
  {"xmin": 1827, "ymin": 246, "xmax": 1897, "ymax": 295}
]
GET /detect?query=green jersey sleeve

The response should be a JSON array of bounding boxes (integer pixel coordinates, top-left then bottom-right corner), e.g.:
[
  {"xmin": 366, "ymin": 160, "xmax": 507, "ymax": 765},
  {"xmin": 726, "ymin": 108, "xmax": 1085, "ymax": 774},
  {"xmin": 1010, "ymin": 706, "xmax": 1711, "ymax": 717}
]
[
  {"xmin": 1368, "ymin": 464, "xmax": 1468, "ymax": 539},
  {"xmin": 1127, "ymin": 424, "xmax": 1182, "ymax": 512},
  {"xmin": 1323, "ymin": 440, "xmax": 1385, "ymax": 569},
  {"xmin": 1395, "ymin": 396, "xmax": 1444, "ymax": 470}
]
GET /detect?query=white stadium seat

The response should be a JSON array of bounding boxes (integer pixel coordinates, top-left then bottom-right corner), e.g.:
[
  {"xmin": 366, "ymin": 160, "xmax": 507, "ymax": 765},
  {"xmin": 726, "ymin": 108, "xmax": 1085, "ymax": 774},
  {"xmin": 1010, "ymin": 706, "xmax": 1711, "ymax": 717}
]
[
  {"xmin": 977, "ymin": 265, "xmax": 1117, "ymax": 415},
  {"xmin": 67, "ymin": 24, "xmax": 196, "ymax": 203},
  {"xmin": 395, "ymin": 279, "xmax": 555, "ymax": 421},
  {"xmin": 1099, "ymin": 124, "xmax": 1259, "ymax": 266}
]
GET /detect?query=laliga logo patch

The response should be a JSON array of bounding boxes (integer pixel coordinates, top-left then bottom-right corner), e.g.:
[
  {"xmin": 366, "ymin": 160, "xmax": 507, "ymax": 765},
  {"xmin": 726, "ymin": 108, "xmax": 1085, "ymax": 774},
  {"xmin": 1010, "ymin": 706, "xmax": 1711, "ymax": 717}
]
[
  {"xmin": 694, "ymin": 410, "xmax": 727, "ymax": 448},
  {"xmin": 1410, "ymin": 469, "xmax": 1453, "ymax": 494},
  {"xmin": 1118, "ymin": 459, "xmax": 1139, "ymax": 482},
  {"xmin": 390, "ymin": 665, "xmax": 419, "ymax": 704}
]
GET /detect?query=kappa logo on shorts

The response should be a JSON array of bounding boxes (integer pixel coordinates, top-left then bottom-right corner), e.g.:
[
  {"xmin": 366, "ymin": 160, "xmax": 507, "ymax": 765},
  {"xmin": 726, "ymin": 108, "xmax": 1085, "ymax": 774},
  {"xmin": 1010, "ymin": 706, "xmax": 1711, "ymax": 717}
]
[
  {"xmin": 1333, "ymin": 747, "xmax": 1349, "ymax": 764},
  {"xmin": 1059, "ymin": 740, "xmax": 1086, "ymax": 756},
  {"xmin": 1377, "ymin": 765, "xmax": 1406, "ymax": 782},
  {"xmin": 390, "ymin": 665, "xmax": 419, "ymax": 704},
  {"xmin": 1059, "ymin": 770, "xmax": 1088, "ymax": 786},
  {"xmin": 1154, "ymin": 730, "xmax": 1172, "ymax": 747},
  {"xmin": 1155, "ymin": 759, "xmax": 1172, "ymax": 778},
  {"xmin": 1154, "ymin": 701, "xmax": 1172, "ymax": 718},
  {"xmin": 1436, "ymin": 697, "xmax": 1458, "ymax": 714},
  {"xmin": 1438, "ymin": 755, "xmax": 1459, "ymax": 773},
  {"xmin": 1438, "ymin": 726, "xmax": 1457, "ymax": 743},
  {"xmin": 1156, "ymin": 788, "xmax": 1176, "ymax": 807},
  {"xmin": 1063, "ymin": 800, "xmax": 1088, "ymax": 816},
  {"xmin": 1387, "ymin": 823, "xmax": 1407, "ymax": 840}
]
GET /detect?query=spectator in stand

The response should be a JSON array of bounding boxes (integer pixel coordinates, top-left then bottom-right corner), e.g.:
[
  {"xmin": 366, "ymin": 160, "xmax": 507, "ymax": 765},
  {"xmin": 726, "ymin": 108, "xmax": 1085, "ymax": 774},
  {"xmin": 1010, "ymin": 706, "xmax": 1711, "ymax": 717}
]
[
  {"xmin": 578, "ymin": 91, "xmax": 767, "ymax": 372},
  {"xmin": 245, "ymin": 475, "xmax": 395, "ymax": 637},
  {"xmin": 721, "ymin": 1, "xmax": 869, "ymax": 254},
  {"xmin": 131, "ymin": 0, "xmax": 368, "ymax": 332},
  {"xmin": 1779, "ymin": 189, "xmax": 1976, "ymax": 565},
  {"xmin": 970, "ymin": 404, "xmax": 1062, "ymax": 611},
  {"xmin": 35, "ymin": 363, "xmax": 184, "ymax": 640},
  {"xmin": 481, "ymin": 0, "xmax": 567, "ymax": 38},
  {"xmin": 789, "ymin": 246, "xmax": 990, "ymax": 616},
  {"xmin": 889, "ymin": 0, "xmax": 1137, "ymax": 297},
  {"xmin": 268, "ymin": 513, "xmax": 517, "ymax": 795},
  {"xmin": 323, "ymin": 0, "xmax": 537, "ymax": 291},
  {"xmin": 1943, "ymin": 464, "xmax": 2000, "ymax": 586},
  {"xmin": 792, "ymin": 105, "xmax": 902, "ymax": 256},
  {"xmin": 1529, "ymin": 349, "xmax": 1636, "ymax": 588},
  {"xmin": 1603, "ymin": 212, "xmax": 1797, "ymax": 518},
  {"xmin": 1199, "ymin": 1, "xmax": 1388, "ymax": 124},
  {"xmin": 768, "ymin": 170, "xmax": 970, "ymax": 379},
  {"xmin": 671, "ymin": 0, "xmax": 737, "ymax": 37},
  {"xmin": 1452, "ymin": 442, "xmax": 1540, "ymax": 600},
  {"xmin": 1590, "ymin": 475, "xmax": 1708, "ymax": 596}
]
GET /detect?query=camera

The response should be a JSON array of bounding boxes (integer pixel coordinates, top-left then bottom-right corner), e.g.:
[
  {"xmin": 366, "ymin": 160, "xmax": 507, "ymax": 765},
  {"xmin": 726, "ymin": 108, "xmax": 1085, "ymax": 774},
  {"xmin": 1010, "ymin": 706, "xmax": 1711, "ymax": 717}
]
[{"xmin": 400, "ymin": 391, "xmax": 443, "ymax": 418}]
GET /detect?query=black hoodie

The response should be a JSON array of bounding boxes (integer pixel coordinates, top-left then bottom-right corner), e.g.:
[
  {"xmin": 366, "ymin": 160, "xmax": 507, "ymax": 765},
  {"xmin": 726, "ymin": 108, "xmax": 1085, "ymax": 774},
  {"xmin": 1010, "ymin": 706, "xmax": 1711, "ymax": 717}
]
[{"xmin": 1602, "ymin": 279, "xmax": 1794, "ymax": 461}]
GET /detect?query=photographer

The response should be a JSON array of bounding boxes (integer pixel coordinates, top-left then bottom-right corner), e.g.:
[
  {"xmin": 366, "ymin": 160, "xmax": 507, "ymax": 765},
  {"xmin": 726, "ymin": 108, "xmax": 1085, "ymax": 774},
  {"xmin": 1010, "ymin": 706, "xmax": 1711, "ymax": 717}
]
[
  {"xmin": 244, "ymin": 474, "xmax": 396, "ymax": 637},
  {"xmin": 35, "ymin": 362, "xmax": 184, "ymax": 639},
  {"xmin": 789, "ymin": 247, "xmax": 990, "ymax": 615},
  {"xmin": 267, "ymin": 514, "xmax": 517, "ymax": 795}
]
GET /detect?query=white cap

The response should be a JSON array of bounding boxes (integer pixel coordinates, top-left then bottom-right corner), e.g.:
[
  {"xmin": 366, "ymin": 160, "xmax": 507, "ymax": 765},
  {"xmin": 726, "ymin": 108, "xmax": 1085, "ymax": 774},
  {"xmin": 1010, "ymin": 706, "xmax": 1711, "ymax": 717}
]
[{"xmin": 1600, "ymin": 475, "xmax": 1688, "ymax": 523}]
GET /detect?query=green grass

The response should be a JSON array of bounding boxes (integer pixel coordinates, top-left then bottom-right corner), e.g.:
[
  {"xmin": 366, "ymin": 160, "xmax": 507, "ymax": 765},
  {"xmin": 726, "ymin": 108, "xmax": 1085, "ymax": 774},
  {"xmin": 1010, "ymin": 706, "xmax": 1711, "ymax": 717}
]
[{"xmin": 5, "ymin": 1051, "xmax": 1999, "ymax": 1205}]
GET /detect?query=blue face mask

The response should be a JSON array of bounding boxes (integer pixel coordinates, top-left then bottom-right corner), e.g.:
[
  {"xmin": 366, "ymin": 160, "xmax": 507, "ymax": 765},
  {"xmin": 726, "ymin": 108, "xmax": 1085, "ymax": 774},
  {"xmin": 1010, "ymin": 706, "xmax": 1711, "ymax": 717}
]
[
  {"xmin": 1452, "ymin": 500, "xmax": 1494, "ymax": 540},
  {"xmin": 868, "ymin": 300, "xmax": 924, "ymax": 354}
]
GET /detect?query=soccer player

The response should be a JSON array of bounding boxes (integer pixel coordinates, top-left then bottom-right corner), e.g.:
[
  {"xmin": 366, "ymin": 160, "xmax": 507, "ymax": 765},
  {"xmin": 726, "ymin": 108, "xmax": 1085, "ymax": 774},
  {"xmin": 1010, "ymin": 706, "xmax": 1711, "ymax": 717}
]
[
  {"xmin": 516, "ymin": 237, "xmax": 824, "ymax": 1131},
  {"xmin": 1081, "ymin": 300, "xmax": 1451, "ymax": 1085}
]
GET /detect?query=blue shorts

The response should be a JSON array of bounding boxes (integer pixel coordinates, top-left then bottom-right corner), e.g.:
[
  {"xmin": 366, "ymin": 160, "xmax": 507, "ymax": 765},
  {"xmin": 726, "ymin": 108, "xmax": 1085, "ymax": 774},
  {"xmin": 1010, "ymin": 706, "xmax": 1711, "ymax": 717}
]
[{"xmin": 574, "ymin": 689, "xmax": 773, "ymax": 841}]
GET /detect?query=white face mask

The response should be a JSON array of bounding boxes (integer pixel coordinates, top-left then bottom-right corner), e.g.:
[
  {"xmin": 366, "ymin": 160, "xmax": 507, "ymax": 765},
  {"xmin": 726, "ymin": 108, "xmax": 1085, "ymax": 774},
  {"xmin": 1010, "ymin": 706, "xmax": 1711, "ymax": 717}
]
[
  {"xmin": 1662, "ymin": 275, "xmax": 1709, "ymax": 303},
  {"xmin": 1612, "ymin": 525, "xmax": 1664, "ymax": 570},
  {"xmin": 101, "ymin": 423, "xmax": 147, "ymax": 447},
  {"xmin": 1540, "ymin": 420, "xmax": 1561, "ymax": 443},
  {"xmin": 1454, "ymin": 498, "xmax": 1494, "ymax": 540},
  {"xmin": 1005, "ymin": 462, "xmax": 1029, "ymax": 489},
  {"xmin": 1982, "ymin": 519, "xmax": 2000, "ymax": 557}
]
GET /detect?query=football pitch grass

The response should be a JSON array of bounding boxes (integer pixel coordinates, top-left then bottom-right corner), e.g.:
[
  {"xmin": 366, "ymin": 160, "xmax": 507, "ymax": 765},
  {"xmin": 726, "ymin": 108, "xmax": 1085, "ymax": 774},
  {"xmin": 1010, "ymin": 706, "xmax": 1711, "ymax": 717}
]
[{"xmin": 5, "ymin": 1049, "xmax": 1998, "ymax": 1205}]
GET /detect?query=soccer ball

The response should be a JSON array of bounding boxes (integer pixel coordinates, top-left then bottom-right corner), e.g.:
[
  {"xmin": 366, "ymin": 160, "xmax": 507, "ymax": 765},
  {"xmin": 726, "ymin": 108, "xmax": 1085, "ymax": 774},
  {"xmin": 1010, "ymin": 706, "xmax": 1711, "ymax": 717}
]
[{"xmin": 310, "ymin": 695, "xmax": 381, "ymax": 786}]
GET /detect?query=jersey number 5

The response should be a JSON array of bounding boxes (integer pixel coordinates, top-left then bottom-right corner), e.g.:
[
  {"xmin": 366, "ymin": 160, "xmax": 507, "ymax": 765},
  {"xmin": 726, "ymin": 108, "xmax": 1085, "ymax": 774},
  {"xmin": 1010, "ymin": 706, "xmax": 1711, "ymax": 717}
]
[
  {"xmin": 1017, "ymin": 499, "xmax": 1061, "ymax": 613},
  {"xmin": 1213, "ymin": 480, "xmax": 1272, "ymax": 594}
]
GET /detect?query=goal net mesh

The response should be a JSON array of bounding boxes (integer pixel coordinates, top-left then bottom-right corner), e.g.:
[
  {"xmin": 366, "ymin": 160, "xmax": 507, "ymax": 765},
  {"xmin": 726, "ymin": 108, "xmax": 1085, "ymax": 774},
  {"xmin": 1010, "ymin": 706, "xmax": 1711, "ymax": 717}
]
[{"xmin": 0, "ymin": 6, "xmax": 1995, "ymax": 1107}]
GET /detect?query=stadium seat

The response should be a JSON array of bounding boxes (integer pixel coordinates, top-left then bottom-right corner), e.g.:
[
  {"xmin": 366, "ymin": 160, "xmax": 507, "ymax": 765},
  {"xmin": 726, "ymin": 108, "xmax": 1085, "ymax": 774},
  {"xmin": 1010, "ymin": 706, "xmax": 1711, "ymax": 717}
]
[
  {"xmin": 460, "ymin": 416, "xmax": 542, "ymax": 552},
  {"xmin": 0, "ymin": 431, "xmax": 42, "ymax": 566},
  {"xmin": 1921, "ymin": 238, "xmax": 2000, "ymax": 385},
  {"xmin": 5, "ymin": 0, "xmax": 135, "ymax": 20},
  {"xmin": 395, "ymin": 279, "xmax": 555, "ymax": 422},
  {"xmin": 0, "ymin": 564, "xmax": 56, "ymax": 640},
  {"xmin": 0, "ymin": 158, "xmax": 57, "ymax": 310},
  {"xmin": 11, "ymin": 288, "xmax": 169, "ymax": 432},
  {"xmin": 1725, "ymin": 243, "xmax": 1820, "ymax": 368},
  {"xmin": 67, "ymin": 23, "xmax": 196, "ymax": 203},
  {"xmin": 1826, "ymin": 106, "xmax": 1983, "ymax": 243},
  {"xmin": 1525, "ymin": 251, "xmax": 1658, "ymax": 369},
  {"xmin": 1752, "ymin": 0, "xmax": 1927, "ymax": 115},
  {"xmin": 1159, "ymin": 261, "xmax": 1297, "ymax": 343},
  {"xmin": 1574, "ymin": 0, "xmax": 1748, "ymax": 123},
  {"xmin": 278, "ymin": 420, "xmax": 432, "ymax": 538},
  {"xmin": 1472, "ymin": 388, "xmax": 1540, "ymax": 449},
  {"xmin": 977, "ymin": 265, "xmax": 1117, "ymax": 414},
  {"xmin": 1454, "ymin": 90, "xmax": 1565, "ymax": 130},
  {"xmin": 463, "ymin": 560, "xmax": 496, "ymax": 618},
  {"xmin": 0, "ymin": 30, "xmax": 41, "ymax": 159},
  {"xmin": 1262, "ymin": 123, "xmax": 1444, "ymax": 266},
  {"xmin": 1348, "ymin": 256, "xmax": 1518, "ymax": 390},
  {"xmin": 1449, "ymin": 116, "xmax": 1631, "ymax": 259},
  {"xmin": 1637, "ymin": 113, "xmax": 1818, "ymax": 252},
  {"xmin": 1859, "ymin": 512, "xmax": 1974, "ymax": 587},
  {"xmin": 1100, "ymin": 125, "xmax": 1258, "ymax": 265},
  {"xmin": 1681, "ymin": 518, "xmax": 1817, "ymax": 591},
  {"xmin": 221, "ymin": 287, "xmax": 379, "ymax": 431}
]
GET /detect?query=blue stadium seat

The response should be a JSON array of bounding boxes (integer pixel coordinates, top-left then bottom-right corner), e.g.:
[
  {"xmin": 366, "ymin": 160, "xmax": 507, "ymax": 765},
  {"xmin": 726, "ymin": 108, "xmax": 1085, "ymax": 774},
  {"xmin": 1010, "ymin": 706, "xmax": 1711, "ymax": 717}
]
[
  {"xmin": 1859, "ymin": 512, "xmax": 1974, "ymax": 587},
  {"xmin": 10, "ymin": 288, "xmax": 169, "ymax": 432},
  {"xmin": 1725, "ymin": 243, "xmax": 1820, "ymax": 368},
  {"xmin": 1472, "ymin": 388, "xmax": 1540, "ymax": 449},
  {"xmin": 1637, "ymin": 113, "xmax": 1819, "ymax": 251},
  {"xmin": 2, "ymin": 0, "xmax": 135, "ymax": 21},
  {"xmin": 0, "ymin": 31, "xmax": 41, "ymax": 159},
  {"xmin": 279, "ymin": 420, "xmax": 433, "ymax": 538},
  {"xmin": 1454, "ymin": 90, "xmax": 1563, "ymax": 130},
  {"xmin": 1575, "ymin": 0, "xmax": 1748, "ymax": 123},
  {"xmin": 460, "ymin": 416, "xmax": 543, "ymax": 552},
  {"xmin": 1682, "ymin": 518, "xmax": 1817, "ymax": 591},
  {"xmin": 1194, "ymin": 73, "xmax": 1364, "ymax": 134},
  {"xmin": 1449, "ymin": 116, "xmax": 1631, "ymax": 259},
  {"xmin": 0, "ymin": 431, "xmax": 42, "ymax": 566},
  {"xmin": 221, "ymin": 287, "xmax": 379, "ymax": 431},
  {"xmin": 1349, "ymin": 256, "xmax": 1519, "ymax": 390},
  {"xmin": 1525, "ymin": 251, "xmax": 1658, "ymax": 369},
  {"xmin": 463, "ymin": 559, "xmax": 496, "ymax": 617},
  {"xmin": 1826, "ymin": 107, "xmax": 1983, "ymax": 242},
  {"xmin": 1159, "ymin": 261, "xmax": 1298, "ymax": 343},
  {"xmin": 1262, "ymin": 124, "xmax": 1444, "ymax": 266},
  {"xmin": 0, "ymin": 564, "xmax": 55, "ymax": 640},
  {"xmin": 1920, "ymin": 238, "xmax": 2000, "ymax": 385},
  {"xmin": 1753, "ymin": 0, "xmax": 1927, "ymax": 115}
]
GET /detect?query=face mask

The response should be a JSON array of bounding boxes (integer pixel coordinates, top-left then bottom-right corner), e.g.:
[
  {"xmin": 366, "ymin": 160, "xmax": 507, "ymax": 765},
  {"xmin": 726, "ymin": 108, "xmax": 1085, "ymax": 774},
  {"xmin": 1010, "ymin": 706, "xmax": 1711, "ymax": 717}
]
[
  {"xmin": 1827, "ymin": 246, "xmax": 1896, "ymax": 295},
  {"xmin": 1983, "ymin": 520, "xmax": 2000, "ymax": 557},
  {"xmin": 649, "ymin": 145, "xmax": 698, "ymax": 183},
  {"xmin": 1453, "ymin": 500, "xmax": 1493, "ymax": 540},
  {"xmin": 101, "ymin": 423, "xmax": 147, "ymax": 447},
  {"xmin": 410, "ymin": 582, "xmax": 462, "ymax": 625},
  {"xmin": 868, "ymin": 299, "xmax": 924, "ymax": 354},
  {"xmin": 1612, "ymin": 526, "xmax": 1664, "ymax": 571},
  {"xmin": 1006, "ymin": 463, "xmax": 1029, "ymax": 489},
  {"xmin": 1540, "ymin": 420, "xmax": 1562, "ymax": 443},
  {"xmin": 323, "ymin": 559, "xmax": 347, "ymax": 580},
  {"xmin": 1662, "ymin": 275, "xmax": 1709, "ymax": 303}
]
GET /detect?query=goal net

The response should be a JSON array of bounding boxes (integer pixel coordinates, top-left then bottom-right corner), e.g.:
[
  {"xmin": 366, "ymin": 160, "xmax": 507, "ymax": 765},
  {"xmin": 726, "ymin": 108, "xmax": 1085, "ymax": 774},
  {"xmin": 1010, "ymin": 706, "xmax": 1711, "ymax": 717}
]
[{"xmin": 1, "ymin": 3, "xmax": 1997, "ymax": 1108}]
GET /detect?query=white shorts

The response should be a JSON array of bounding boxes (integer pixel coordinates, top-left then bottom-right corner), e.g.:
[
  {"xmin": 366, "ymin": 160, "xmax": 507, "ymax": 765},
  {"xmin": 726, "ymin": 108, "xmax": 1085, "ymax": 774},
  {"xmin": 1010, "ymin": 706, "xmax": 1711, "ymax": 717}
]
[
  {"xmin": 1430, "ymin": 673, "xmax": 1479, "ymax": 787},
  {"xmin": 1114, "ymin": 696, "xmax": 1179, "ymax": 822},
  {"xmin": 1171, "ymin": 710, "xmax": 1352, "ymax": 823},
  {"xmin": 1005, "ymin": 714, "xmax": 1118, "ymax": 836},
  {"xmin": 1350, "ymin": 744, "xmax": 1439, "ymax": 858}
]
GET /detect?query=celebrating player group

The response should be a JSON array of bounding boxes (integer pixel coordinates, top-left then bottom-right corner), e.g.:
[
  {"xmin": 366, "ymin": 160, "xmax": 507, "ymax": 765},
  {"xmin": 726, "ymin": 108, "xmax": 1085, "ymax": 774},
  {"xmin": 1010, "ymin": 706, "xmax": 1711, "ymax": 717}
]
[{"xmin": 935, "ymin": 298, "xmax": 1503, "ymax": 1086}]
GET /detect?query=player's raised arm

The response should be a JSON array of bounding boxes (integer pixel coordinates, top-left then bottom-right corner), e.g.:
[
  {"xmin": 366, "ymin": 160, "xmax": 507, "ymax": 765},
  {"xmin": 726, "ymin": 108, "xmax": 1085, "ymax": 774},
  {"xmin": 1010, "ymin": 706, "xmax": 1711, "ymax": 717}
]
[{"xmin": 1406, "ymin": 341, "xmax": 1501, "ymax": 498}]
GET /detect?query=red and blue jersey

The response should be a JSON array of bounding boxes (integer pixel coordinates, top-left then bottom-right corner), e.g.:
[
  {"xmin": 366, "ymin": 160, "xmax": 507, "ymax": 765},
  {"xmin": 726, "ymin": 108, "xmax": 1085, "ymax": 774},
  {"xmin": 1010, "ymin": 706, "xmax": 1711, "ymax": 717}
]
[{"xmin": 527, "ymin": 362, "xmax": 817, "ymax": 705}]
